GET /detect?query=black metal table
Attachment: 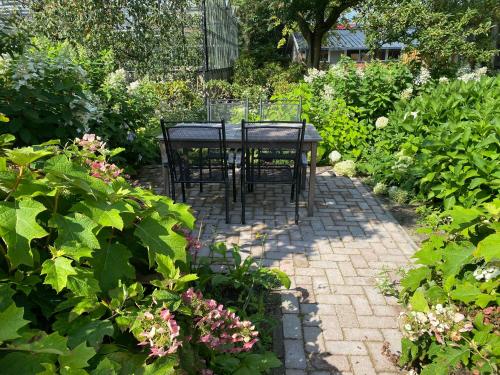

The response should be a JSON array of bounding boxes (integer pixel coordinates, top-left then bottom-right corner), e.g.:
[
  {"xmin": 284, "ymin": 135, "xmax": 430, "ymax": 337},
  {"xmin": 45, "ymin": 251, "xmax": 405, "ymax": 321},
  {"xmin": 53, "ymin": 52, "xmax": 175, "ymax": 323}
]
[{"xmin": 157, "ymin": 123, "xmax": 322, "ymax": 216}]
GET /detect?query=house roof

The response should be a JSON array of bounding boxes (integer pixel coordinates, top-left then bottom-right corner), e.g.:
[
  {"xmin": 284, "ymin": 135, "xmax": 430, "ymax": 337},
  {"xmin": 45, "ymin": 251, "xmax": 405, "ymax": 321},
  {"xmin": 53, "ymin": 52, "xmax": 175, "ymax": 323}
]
[{"xmin": 293, "ymin": 29, "xmax": 404, "ymax": 51}]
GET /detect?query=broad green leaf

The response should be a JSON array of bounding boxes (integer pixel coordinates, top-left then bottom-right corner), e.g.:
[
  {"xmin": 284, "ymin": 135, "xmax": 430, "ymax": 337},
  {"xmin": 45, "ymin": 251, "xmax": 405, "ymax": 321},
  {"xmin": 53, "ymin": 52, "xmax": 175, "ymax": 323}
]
[
  {"xmin": 409, "ymin": 289, "xmax": 429, "ymax": 312},
  {"xmin": 270, "ymin": 268, "xmax": 291, "ymax": 289},
  {"xmin": 474, "ymin": 233, "xmax": 500, "ymax": 262},
  {"xmin": 441, "ymin": 242, "xmax": 474, "ymax": 278},
  {"xmin": 445, "ymin": 206, "xmax": 482, "ymax": 230},
  {"xmin": 0, "ymin": 199, "xmax": 48, "ymax": 267},
  {"xmin": 41, "ymin": 257, "xmax": 77, "ymax": 293},
  {"xmin": 0, "ymin": 284, "xmax": 15, "ymax": 310},
  {"xmin": 413, "ymin": 235, "xmax": 444, "ymax": 265},
  {"xmin": 90, "ymin": 243, "xmax": 134, "ymax": 292},
  {"xmin": 67, "ymin": 319, "xmax": 114, "ymax": 348},
  {"xmin": 155, "ymin": 253, "xmax": 179, "ymax": 279},
  {"xmin": 72, "ymin": 200, "xmax": 124, "ymax": 231},
  {"xmin": 401, "ymin": 267, "xmax": 431, "ymax": 291},
  {"xmin": 153, "ymin": 199, "xmax": 195, "ymax": 229},
  {"xmin": 51, "ymin": 213, "xmax": 100, "ymax": 250},
  {"xmin": 91, "ymin": 357, "xmax": 121, "ymax": 375},
  {"xmin": 9, "ymin": 332, "xmax": 68, "ymax": 355},
  {"xmin": 67, "ymin": 268, "xmax": 101, "ymax": 297},
  {"xmin": 0, "ymin": 303, "xmax": 29, "ymax": 342},
  {"xmin": 135, "ymin": 214, "xmax": 187, "ymax": 266},
  {"xmin": 143, "ymin": 355, "xmax": 176, "ymax": 375},
  {"xmin": 475, "ymin": 293, "xmax": 496, "ymax": 308},
  {"xmin": 0, "ymin": 113, "xmax": 9, "ymax": 122},
  {"xmin": 451, "ymin": 282, "xmax": 481, "ymax": 303},
  {"xmin": 5, "ymin": 147, "xmax": 52, "ymax": 166},
  {"xmin": 59, "ymin": 342, "xmax": 96, "ymax": 370},
  {"xmin": 0, "ymin": 352, "xmax": 49, "ymax": 374}
]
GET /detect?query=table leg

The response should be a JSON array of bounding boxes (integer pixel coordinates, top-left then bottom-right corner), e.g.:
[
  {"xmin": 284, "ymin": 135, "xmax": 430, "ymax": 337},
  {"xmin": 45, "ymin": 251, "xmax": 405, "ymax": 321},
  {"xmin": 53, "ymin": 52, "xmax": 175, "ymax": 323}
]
[{"xmin": 307, "ymin": 143, "xmax": 317, "ymax": 217}]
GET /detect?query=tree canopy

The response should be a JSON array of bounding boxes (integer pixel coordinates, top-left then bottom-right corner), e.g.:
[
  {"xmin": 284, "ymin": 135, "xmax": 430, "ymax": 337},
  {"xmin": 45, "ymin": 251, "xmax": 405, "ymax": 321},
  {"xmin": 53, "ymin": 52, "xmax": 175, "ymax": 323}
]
[{"xmin": 358, "ymin": 0, "xmax": 499, "ymax": 73}]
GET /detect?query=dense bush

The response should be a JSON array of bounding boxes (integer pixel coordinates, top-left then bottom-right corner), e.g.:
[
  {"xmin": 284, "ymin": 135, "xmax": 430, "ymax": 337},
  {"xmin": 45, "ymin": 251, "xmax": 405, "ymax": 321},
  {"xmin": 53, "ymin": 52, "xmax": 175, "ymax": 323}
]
[
  {"xmin": 397, "ymin": 201, "xmax": 499, "ymax": 374},
  {"xmin": 363, "ymin": 75, "xmax": 500, "ymax": 209},
  {"xmin": 0, "ymin": 134, "xmax": 285, "ymax": 374}
]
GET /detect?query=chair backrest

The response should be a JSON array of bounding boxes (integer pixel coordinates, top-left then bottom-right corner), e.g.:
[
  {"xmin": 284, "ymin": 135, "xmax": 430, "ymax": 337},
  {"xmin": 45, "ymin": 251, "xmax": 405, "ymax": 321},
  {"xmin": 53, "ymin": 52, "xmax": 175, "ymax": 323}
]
[
  {"xmin": 259, "ymin": 98, "xmax": 302, "ymax": 121},
  {"xmin": 160, "ymin": 119, "xmax": 227, "ymax": 182},
  {"xmin": 241, "ymin": 120, "xmax": 306, "ymax": 169},
  {"xmin": 207, "ymin": 99, "xmax": 249, "ymax": 124}
]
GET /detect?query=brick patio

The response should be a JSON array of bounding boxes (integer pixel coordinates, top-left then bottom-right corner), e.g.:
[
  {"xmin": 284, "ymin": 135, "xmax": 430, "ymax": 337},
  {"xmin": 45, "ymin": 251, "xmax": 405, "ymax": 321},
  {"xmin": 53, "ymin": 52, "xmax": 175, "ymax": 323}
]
[{"xmin": 140, "ymin": 166, "xmax": 417, "ymax": 375}]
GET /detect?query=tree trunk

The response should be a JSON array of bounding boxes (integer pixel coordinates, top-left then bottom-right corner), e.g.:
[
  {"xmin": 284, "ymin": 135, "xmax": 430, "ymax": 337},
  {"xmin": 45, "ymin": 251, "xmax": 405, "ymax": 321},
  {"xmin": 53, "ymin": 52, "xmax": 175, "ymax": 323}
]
[{"xmin": 306, "ymin": 31, "xmax": 326, "ymax": 69}]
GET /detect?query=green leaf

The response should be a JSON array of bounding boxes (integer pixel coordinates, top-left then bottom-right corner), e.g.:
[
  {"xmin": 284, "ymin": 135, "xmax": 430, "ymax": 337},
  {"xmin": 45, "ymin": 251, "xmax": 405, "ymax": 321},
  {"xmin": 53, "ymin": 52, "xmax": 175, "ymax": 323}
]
[
  {"xmin": 0, "ymin": 199, "xmax": 48, "ymax": 267},
  {"xmin": 50, "ymin": 213, "xmax": 100, "ymax": 251},
  {"xmin": 409, "ymin": 289, "xmax": 429, "ymax": 312},
  {"xmin": 67, "ymin": 268, "xmax": 101, "ymax": 297},
  {"xmin": 67, "ymin": 318, "xmax": 114, "ymax": 348},
  {"xmin": 91, "ymin": 357, "xmax": 121, "ymax": 375},
  {"xmin": 143, "ymin": 355, "xmax": 176, "ymax": 375},
  {"xmin": 270, "ymin": 268, "xmax": 291, "ymax": 289},
  {"xmin": 413, "ymin": 235, "xmax": 444, "ymax": 265},
  {"xmin": 0, "ymin": 303, "xmax": 29, "ymax": 343},
  {"xmin": 9, "ymin": 332, "xmax": 68, "ymax": 355},
  {"xmin": 41, "ymin": 257, "xmax": 77, "ymax": 293},
  {"xmin": 59, "ymin": 342, "xmax": 96, "ymax": 370},
  {"xmin": 441, "ymin": 242, "xmax": 474, "ymax": 278},
  {"xmin": 5, "ymin": 147, "xmax": 52, "ymax": 166},
  {"xmin": 401, "ymin": 267, "xmax": 431, "ymax": 291},
  {"xmin": 155, "ymin": 253, "xmax": 178, "ymax": 279},
  {"xmin": 134, "ymin": 214, "xmax": 187, "ymax": 266},
  {"xmin": 474, "ymin": 233, "xmax": 500, "ymax": 262},
  {"xmin": 72, "ymin": 200, "xmax": 124, "ymax": 231},
  {"xmin": 0, "ymin": 352, "xmax": 48, "ymax": 374},
  {"xmin": 451, "ymin": 282, "xmax": 481, "ymax": 303},
  {"xmin": 90, "ymin": 242, "xmax": 135, "ymax": 292}
]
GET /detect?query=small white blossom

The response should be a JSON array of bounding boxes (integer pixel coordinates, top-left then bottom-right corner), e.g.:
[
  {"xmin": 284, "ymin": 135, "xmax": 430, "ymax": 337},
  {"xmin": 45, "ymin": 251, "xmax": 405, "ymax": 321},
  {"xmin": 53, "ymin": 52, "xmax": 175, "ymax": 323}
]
[
  {"xmin": 333, "ymin": 160, "xmax": 356, "ymax": 177},
  {"xmin": 414, "ymin": 66, "xmax": 431, "ymax": 85},
  {"xmin": 127, "ymin": 80, "xmax": 140, "ymax": 93},
  {"xmin": 400, "ymin": 87, "xmax": 413, "ymax": 100},
  {"xmin": 328, "ymin": 150, "xmax": 342, "ymax": 164},
  {"xmin": 438, "ymin": 76, "xmax": 449, "ymax": 84},
  {"xmin": 375, "ymin": 116, "xmax": 389, "ymax": 129}
]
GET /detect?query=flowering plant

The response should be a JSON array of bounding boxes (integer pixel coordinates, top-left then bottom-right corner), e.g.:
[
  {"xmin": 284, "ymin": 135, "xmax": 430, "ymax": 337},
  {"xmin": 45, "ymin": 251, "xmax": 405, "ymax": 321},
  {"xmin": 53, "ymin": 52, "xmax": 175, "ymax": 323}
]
[{"xmin": 136, "ymin": 308, "xmax": 182, "ymax": 357}]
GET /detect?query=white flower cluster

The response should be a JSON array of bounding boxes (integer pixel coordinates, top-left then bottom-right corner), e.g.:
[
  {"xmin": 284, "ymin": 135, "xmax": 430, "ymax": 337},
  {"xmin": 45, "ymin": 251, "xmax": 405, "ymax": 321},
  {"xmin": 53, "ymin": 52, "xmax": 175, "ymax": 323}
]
[
  {"xmin": 328, "ymin": 150, "xmax": 342, "ymax": 164},
  {"xmin": 304, "ymin": 68, "xmax": 326, "ymax": 83},
  {"xmin": 392, "ymin": 152, "xmax": 413, "ymax": 173},
  {"xmin": 373, "ymin": 182, "xmax": 388, "ymax": 196},
  {"xmin": 355, "ymin": 67, "xmax": 365, "ymax": 78},
  {"xmin": 400, "ymin": 87, "xmax": 413, "ymax": 100},
  {"xmin": 127, "ymin": 80, "xmax": 141, "ymax": 93},
  {"xmin": 400, "ymin": 304, "xmax": 473, "ymax": 343},
  {"xmin": 333, "ymin": 160, "xmax": 356, "ymax": 177},
  {"xmin": 322, "ymin": 84, "xmax": 336, "ymax": 100},
  {"xmin": 473, "ymin": 265, "xmax": 500, "ymax": 281},
  {"xmin": 375, "ymin": 116, "xmax": 389, "ymax": 129},
  {"xmin": 104, "ymin": 68, "xmax": 127, "ymax": 90},
  {"xmin": 414, "ymin": 66, "xmax": 431, "ymax": 86},
  {"xmin": 458, "ymin": 66, "xmax": 488, "ymax": 82},
  {"xmin": 388, "ymin": 186, "xmax": 409, "ymax": 204},
  {"xmin": 438, "ymin": 76, "xmax": 449, "ymax": 84}
]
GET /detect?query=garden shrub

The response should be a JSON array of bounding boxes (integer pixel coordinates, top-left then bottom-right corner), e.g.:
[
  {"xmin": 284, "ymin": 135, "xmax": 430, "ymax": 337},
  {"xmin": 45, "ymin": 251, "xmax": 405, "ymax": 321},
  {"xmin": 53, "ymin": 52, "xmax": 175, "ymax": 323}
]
[
  {"xmin": 0, "ymin": 39, "xmax": 98, "ymax": 145},
  {"xmin": 397, "ymin": 200, "xmax": 500, "ymax": 374},
  {"xmin": 364, "ymin": 75, "xmax": 500, "ymax": 209},
  {"xmin": 0, "ymin": 134, "xmax": 284, "ymax": 374}
]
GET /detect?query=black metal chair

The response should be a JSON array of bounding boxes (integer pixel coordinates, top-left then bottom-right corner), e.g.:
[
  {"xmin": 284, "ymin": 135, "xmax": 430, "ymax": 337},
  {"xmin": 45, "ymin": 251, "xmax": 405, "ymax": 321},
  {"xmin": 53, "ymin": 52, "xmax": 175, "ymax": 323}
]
[
  {"xmin": 160, "ymin": 120, "xmax": 232, "ymax": 223},
  {"xmin": 258, "ymin": 98, "xmax": 302, "ymax": 122},
  {"xmin": 207, "ymin": 99, "xmax": 249, "ymax": 124},
  {"xmin": 241, "ymin": 120, "xmax": 306, "ymax": 225}
]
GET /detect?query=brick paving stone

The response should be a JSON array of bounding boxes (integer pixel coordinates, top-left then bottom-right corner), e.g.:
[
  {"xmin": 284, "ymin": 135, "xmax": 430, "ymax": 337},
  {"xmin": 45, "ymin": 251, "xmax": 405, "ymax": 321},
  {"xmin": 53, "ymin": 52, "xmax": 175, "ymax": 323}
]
[{"xmin": 138, "ymin": 167, "xmax": 416, "ymax": 374}]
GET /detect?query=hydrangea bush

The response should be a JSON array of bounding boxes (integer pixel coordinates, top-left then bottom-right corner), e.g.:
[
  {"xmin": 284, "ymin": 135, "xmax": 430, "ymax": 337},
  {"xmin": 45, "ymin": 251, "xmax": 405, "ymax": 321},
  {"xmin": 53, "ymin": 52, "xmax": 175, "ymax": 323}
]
[{"xmin": 0, "ymin": 134, "xmax": 284, "ymax": 374}]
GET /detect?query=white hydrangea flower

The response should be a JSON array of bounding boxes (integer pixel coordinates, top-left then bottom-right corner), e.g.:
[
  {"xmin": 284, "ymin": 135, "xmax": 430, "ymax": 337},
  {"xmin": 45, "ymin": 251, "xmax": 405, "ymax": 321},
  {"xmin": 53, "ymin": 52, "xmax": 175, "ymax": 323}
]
[
  {"xmin": 373, "ymin": 182, "xmax": 388, "ymax": 196},
  {"xmin": 304, "ymin": 68, "xmax": 326, "ymax": 83},
  {"xmin": 328, "ymin": 150, "xmax": 342, "ymax": 164},
  {"xmin": 438, "ymin": 76, "xmax": 449, "ymax": 84},
  {"xmin": 323, "ymin": 84, "xmax": 335, "ymax": 100},
  {"xmin": 355, "ymin": 67, "xmax": 365, "ymax": 78},
  {"xmin": 400, "ymin": 87, "xmax": 413, "ymax": 100},
  {"xmin": 104, "ymin": 68, "xmax": 127, "ymax": 90},
  {"xmin": 333, "ymin": 160, "xmax": 356, "ymax": 177},
  {"xmin": 127, "ymin": 80, "xmax": 140, "ymax": 93},
  {"xmin": 414, "ymin": 66, "xmax": 431, "ymax": 85},
  {"xmin": 458, "ymin": 66, "xmax": 487, "ymax": 82},
  {"xmin": 375, "ymin": 116, "xmax": 389, "ymax": 129}
]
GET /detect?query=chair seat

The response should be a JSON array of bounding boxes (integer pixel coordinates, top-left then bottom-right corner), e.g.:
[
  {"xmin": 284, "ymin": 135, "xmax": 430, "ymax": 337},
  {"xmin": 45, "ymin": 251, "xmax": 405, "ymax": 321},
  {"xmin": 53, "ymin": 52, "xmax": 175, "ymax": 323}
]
[{"xmin": 246, "ymin": 166, "xmax": 294, "ymax": 184}]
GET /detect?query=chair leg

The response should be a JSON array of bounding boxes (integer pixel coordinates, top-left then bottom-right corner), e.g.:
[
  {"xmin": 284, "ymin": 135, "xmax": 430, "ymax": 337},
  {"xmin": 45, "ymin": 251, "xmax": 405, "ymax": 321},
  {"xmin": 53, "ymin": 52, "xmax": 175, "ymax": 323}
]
[
  {"xmin": 171, "ymin": 182, "xmax": 176, "ymax": 202},
  {"xmin": 181, "ymin": 183, "xmax": 186, "ymax": 203},
  {"xmin": 241, "ymin": 172, "xmax": 246, "ymax": 224},
  {"xmin": 295, "ymin": 173, "xmax": 300, "ymax": 224},
  {"xmin": 232, "ymin": 164, "xmax": 237, "ymax": 202},
  {"xmin": 224, "ymin": 180, "xmax": 230, "ymax": 224},
  {"xmin": 291, "ymin": 183, "xmax": 295, "ymax": 202}
]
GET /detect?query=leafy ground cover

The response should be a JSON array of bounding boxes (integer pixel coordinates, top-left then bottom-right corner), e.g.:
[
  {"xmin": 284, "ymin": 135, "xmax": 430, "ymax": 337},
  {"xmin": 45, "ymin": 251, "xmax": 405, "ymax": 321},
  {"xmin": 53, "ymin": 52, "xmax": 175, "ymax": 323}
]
[{"xmin": 0, "ymin": 133, "xmax": 287, "ymax": 374}]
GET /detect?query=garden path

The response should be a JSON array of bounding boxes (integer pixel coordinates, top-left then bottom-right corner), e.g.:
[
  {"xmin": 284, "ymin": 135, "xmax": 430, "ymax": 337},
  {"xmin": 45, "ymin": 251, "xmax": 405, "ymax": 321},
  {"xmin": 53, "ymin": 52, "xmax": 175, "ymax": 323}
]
[{"xmin": 140, "ymin": 166, "xmax": 417, "ymax": 375}]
